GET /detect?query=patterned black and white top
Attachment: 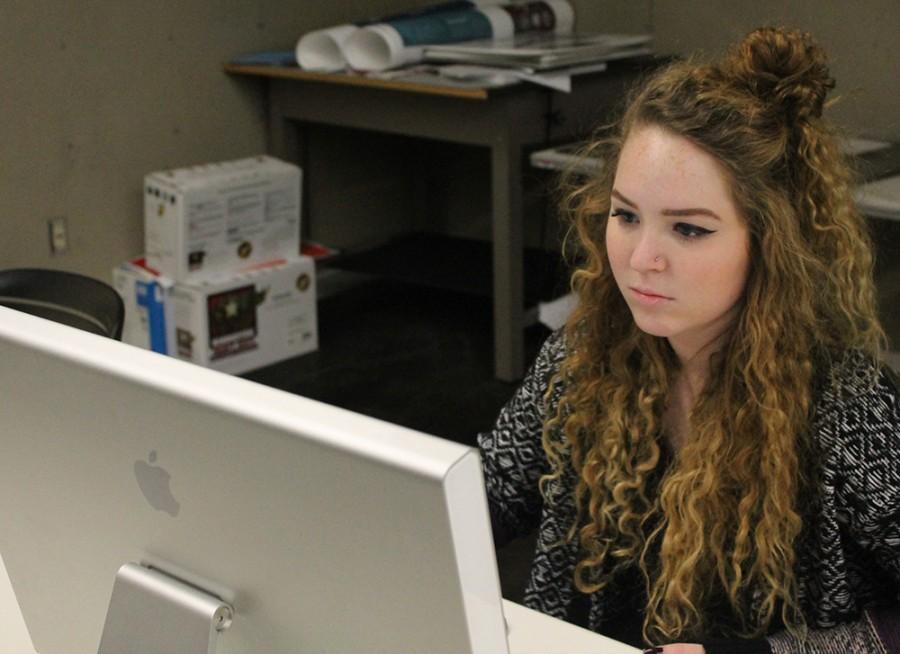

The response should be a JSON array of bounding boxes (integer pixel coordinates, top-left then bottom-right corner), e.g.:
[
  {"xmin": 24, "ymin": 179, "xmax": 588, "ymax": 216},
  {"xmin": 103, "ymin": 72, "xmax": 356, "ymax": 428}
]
[{"xmin": 478, "ymin": 330, "xmax": 900, "ymax": 654}]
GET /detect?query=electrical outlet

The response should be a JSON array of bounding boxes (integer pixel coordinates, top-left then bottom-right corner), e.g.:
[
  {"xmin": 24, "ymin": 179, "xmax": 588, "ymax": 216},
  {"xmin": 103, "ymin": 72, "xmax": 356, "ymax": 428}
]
[{"xmin": 48, "ymin": 217, "xmax": 68, "ymax": 254}]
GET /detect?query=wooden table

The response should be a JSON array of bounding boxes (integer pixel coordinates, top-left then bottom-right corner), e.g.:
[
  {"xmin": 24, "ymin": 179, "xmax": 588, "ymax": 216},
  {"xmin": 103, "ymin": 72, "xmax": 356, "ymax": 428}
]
[{"xmin": 225, "ymin": 62, "xmax": 650, "ymax": 380}]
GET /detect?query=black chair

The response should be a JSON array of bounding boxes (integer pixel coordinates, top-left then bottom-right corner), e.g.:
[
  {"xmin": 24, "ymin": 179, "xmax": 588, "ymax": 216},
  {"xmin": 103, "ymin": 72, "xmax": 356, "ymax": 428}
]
[{"xmin": 0, "ymin": 268, "xmax": 125, "ymax": 340}]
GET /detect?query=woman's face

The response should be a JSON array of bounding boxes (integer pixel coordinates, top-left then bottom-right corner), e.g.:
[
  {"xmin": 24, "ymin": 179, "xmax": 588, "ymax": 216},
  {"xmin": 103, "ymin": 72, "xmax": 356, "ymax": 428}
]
[{"xmin": 605, "ymin": 124, "xmax": 751, "ymax": 362}]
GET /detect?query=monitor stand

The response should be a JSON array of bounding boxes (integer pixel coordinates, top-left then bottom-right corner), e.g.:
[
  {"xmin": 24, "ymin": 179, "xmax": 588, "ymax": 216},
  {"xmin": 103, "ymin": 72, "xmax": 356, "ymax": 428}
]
[{"xmin": 98, "ymin": 563, "xmax": 233, "ymax": 654}]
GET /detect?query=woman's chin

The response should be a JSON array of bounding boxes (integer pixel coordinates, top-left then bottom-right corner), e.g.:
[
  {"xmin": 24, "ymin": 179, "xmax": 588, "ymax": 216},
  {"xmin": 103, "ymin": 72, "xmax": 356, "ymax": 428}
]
[{"xmin": 631, "ymin": 317, "xmax": 674, "ymax": 339}]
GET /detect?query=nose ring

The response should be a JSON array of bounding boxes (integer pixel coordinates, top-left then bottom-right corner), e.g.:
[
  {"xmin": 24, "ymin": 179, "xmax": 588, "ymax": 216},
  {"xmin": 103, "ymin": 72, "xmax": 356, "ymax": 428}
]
[{"xmin": 654, "ymin": 256, "xmax": 662, "ymax": 262}]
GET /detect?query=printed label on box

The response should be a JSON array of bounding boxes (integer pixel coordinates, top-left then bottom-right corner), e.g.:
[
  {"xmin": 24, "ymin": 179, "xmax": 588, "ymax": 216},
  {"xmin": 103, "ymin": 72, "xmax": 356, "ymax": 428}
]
[
  {"xmin": 166, "ymin": 257, "xmax": 318, "ymax": 375},
  {"xmin": 145, "ymin": 156, "xmax": 302, "ymax": 283}
]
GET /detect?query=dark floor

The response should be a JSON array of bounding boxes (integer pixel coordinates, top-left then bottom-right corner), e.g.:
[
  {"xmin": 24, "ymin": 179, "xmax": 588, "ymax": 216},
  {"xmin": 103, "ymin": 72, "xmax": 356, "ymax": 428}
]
[{"xmin": 243, "ymin": 277, "xmax": 545, "ymax": 601}]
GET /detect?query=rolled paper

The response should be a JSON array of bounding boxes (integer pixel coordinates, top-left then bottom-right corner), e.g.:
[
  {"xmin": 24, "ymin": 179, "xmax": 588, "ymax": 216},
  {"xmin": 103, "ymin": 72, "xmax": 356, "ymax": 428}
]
[
  {"xmin": 295, "ymin": 24, "xmax": 359, "ymax": 72},
  {"xmin": 502, "ymin": 0, "xmax": 574, "ymax": 34},
  {"xmin": 295, "ymin": 2, "xmax": 479, "ymax": 71},
  {"xmin": 344, "ymin": 0, "xmax": 574, "ymax": 72},
  {"xmin": 548, "ymin": 0, "xmax": 575, "ymax": 33},
  {"xmin": 478, "ymin": 6, "xmax": 515, "ymax": 40},
  {"xmin": 345, "ymin": 8, "xmax": 495, "ymax": 71},
  {"xmin": 343, "ymin": 23, "xmax": 424, "ymax": 72}
]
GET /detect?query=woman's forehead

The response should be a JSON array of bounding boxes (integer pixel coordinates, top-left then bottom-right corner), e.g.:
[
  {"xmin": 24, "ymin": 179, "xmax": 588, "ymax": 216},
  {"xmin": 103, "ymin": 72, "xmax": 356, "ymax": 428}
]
[{"xmin": 614, "ymin": 125, "xmax": 740, "ymax": 218}]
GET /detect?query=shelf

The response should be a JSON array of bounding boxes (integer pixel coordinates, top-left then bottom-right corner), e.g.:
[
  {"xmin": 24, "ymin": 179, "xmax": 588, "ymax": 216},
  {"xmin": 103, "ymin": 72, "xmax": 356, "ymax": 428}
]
[{"xmin": 328, "ymin": 232, "xmax": 569, "ymax": 307}]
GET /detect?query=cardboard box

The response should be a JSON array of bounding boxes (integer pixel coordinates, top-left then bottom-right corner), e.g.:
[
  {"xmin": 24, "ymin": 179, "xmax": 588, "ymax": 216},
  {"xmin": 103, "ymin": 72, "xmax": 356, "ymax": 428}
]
[
  {"xmin": 168, "ymin": 257, "xmax": 318, "ymax": 375},
  {"xmin": 145, "ymin": 156, "xmax": 301, "ymax": 283},
  {"xmin": 112, "ymin": 258, "xmax": 173, "ymax": 354}
]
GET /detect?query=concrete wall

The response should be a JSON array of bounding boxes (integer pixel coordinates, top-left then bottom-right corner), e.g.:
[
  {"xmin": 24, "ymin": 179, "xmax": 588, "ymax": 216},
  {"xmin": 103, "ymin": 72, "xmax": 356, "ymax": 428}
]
[
  {"xmin": 652, "ymin": 0, "xmax": 900, "ymax": 142},
  {"xmin": 0, "ymin": 1, "xmax": 896, "ymax": 281},
  {"xmin": 0, "ymin": 0, "xmax": 419, "ymax": 280}
]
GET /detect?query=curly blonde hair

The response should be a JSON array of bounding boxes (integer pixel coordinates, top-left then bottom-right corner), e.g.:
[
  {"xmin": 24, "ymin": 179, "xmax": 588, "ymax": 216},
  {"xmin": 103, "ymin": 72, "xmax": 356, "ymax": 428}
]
[{"xmin": 541, "ymin": 27, "xmax": 886, "ymax": 643}]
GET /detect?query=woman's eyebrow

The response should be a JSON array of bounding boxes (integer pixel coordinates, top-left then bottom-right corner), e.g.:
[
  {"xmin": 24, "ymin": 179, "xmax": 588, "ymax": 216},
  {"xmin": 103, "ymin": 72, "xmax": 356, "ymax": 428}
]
[
  {"xmin": 662, "ymin": 207, "xmax": 722, "ymax": 221},
  {"xmin": 611, "ymin": 189, "xmax": 638, "ymax": 208},
  {"xmin": 612, "ymin": 189, "xmax": 721, "ymax": 221}
]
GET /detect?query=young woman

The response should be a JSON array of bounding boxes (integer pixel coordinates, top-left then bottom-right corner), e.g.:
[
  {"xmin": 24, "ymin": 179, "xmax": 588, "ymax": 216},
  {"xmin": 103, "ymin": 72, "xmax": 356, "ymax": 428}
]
[{"xmin": 478, "ymin": 27, "xmax": 899, "ymax": 654}]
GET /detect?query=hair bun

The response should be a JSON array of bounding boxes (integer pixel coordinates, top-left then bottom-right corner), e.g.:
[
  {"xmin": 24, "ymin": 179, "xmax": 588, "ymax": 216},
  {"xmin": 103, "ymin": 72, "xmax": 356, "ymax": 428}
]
[{"xmin": 723, "ymin": 27, "xmax": 835, "ymax": 121}]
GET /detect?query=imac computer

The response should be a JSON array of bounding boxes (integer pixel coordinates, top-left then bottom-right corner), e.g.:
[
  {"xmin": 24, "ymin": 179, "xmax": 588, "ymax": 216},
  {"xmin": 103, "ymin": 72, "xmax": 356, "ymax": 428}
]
[{"xmin": 0, "ymin": 305, "xmax": 510, "ymax": 654}]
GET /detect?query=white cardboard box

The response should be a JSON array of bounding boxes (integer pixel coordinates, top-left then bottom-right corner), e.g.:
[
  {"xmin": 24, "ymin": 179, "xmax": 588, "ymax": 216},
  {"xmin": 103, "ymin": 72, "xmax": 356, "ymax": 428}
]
[
  {"xmin": 168, "ymin": 257, "xmax": 318, "ymax": 375},
  {"xmin": 112, "ymin": 258, "xmax": 174, "ymax": 353},
  {"xmin": 145, "ymin": 156, "xmax": 301, "ymax": 283}
]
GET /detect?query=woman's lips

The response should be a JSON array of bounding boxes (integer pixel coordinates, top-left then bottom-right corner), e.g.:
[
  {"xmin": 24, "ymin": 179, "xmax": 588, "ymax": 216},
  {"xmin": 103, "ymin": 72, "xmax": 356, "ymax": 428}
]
[{"xmin": 629, "ymin": 287, "xmax": 672, "ymax": 305}]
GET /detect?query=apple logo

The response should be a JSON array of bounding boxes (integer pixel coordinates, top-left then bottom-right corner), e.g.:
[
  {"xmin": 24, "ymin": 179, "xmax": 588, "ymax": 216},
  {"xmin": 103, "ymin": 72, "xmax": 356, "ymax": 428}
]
[{"xmin": 134, "ymin": 450, "xmax": 181, "ymax": 517}]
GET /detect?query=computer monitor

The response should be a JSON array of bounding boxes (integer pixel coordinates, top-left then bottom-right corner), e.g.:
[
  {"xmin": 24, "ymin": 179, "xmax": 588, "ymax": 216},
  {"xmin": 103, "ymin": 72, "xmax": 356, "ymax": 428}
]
[{"xmin": 0, "ymin": 305, "xmax": 509, "ymax": 654}]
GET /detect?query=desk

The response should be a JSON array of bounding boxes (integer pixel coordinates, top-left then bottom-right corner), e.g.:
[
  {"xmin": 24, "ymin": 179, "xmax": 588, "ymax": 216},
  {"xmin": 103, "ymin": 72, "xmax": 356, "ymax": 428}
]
[
  {"xmin": 225, "ymin": 62, "xmax": 653, "ymax": 380},
  {"xmin": 0, "ymin": 553, "xmax": 639, "ymax": 654}
]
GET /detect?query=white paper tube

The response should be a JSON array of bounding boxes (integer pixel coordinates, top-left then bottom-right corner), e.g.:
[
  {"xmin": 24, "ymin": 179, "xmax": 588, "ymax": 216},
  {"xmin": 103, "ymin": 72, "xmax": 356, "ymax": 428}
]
[
  {"xmin": 547, "ymin": 0, "xmax": 574, "ymax": 33},
  {"xmin": 478, "ymin": 6, "xmax": 515, "ymax": 39},
  {"xmin": 341, "ymin": 0, "xmax": 575, "ymax": 72},
  {"xmin": 295, "ymin": 24, "xmax": 358, "ymax": 72},
  {"xmin": 493, "ymin": 0, "xmax": 574, "ymax": 35},
  {"xmin": 343, "ymin": 23, "xmax": 424, "ymax": 72}
]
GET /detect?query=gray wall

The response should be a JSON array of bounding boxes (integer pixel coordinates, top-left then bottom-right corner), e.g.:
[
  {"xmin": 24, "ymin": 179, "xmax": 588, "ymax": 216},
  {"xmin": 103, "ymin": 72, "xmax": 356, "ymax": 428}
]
[
  {"xmin": 652, "ymin": 0, "xmax": 900, "ymax": 144},
  {"xmin": 0, "ymin": 1, "xmax": 896, "ymax": 281}
]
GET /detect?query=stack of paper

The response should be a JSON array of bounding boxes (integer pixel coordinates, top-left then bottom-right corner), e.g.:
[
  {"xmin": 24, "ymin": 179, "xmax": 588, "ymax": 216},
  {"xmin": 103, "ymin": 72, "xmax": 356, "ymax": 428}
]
[{"xmin": 425, "ymin": 32, "xmax": 652, "ymax": 70}]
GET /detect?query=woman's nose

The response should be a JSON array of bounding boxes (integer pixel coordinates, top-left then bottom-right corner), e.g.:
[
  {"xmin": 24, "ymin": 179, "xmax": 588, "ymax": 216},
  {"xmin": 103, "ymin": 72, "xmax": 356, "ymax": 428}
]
[{"xmin": 629, "ymin": 233, "xmax": 666, "ymax": 272}]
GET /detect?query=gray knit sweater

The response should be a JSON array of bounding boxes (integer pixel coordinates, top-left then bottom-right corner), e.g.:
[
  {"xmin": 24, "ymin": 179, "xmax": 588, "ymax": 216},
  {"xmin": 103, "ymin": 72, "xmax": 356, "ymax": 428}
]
[{"xmin": 478, "ymin": 330, "xmax": 900, "ymax": 653}]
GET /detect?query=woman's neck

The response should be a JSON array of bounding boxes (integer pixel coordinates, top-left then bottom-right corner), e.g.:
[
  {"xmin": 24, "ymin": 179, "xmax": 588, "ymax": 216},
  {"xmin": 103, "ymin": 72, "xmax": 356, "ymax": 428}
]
[
  {"xmin": 667, "ymin": 305, "xmax": 739, "ymax": 378},
  {"xmin": 664, "ymin": 330, "xmax": 730, "ymax": 451},
  {"xmin": 670, "ymin": 342, "xmax": 715, "ymax": 400}
]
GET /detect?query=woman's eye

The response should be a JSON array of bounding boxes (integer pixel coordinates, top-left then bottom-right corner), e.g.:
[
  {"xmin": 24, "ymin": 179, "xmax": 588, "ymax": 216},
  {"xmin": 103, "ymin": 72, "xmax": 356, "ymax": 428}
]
[
  {"xmin": 611, "ymin": 209, "xmax": 638, "ymax": 224},
  {"xmin": 674, "ymin": 222, "xmax": 714, "ymax": 238}
]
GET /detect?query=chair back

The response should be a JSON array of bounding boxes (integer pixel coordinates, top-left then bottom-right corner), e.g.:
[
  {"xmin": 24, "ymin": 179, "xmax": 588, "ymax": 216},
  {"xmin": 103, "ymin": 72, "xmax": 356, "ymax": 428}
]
[{"xmin": 0, "ymin": 268, "xmax": 125, "ymax": 339}]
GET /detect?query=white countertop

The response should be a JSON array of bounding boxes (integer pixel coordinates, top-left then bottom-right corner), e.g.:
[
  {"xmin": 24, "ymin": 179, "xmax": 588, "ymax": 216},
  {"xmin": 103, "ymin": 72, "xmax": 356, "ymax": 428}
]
[{"xmin": 1, "ymin": 552, "xmax": 638, "ymax": 654}]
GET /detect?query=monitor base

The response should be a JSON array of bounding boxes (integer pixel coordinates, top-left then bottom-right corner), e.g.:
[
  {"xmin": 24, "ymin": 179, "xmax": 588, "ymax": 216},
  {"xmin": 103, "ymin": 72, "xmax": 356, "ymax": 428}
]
[{"xmin": 98, "ymin": 563, "xmax": 233, "ymax": 654}]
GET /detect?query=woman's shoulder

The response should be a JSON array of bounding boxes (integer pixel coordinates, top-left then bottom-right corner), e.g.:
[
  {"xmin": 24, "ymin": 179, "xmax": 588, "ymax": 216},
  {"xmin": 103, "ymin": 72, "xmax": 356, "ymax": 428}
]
[
  {"xmin": 534, "ymin": 328, "xmax": 568, "ymax": 373},
  {"xmin": 513, "ymin": 328, "xmax": 566, "ymax": 392},
  {"xmin": 813, "ymin": 350, "xmax": 899, "ymax": 419},
  {"xmin": 515, "ymin": 328, "xmax": 569, "ymax": 413},
  {"xmin": 811, "ymin": 350, "xmax": 900, "ymax": 492}
]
